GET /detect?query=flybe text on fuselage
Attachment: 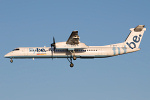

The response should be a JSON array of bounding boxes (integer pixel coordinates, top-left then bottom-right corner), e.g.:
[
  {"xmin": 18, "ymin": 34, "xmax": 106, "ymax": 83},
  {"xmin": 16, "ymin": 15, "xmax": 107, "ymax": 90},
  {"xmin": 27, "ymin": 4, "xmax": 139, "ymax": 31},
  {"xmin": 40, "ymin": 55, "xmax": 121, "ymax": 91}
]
[{"xmin": 29, "ymin": 48, "xmax": 46, "ymax": 53}]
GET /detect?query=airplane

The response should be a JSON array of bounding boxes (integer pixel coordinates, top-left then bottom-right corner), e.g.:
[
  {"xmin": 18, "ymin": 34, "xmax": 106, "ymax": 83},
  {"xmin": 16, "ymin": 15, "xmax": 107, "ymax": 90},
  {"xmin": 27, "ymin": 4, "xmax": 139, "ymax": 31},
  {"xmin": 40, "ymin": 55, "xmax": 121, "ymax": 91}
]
[{"xmin": 4, "ymin": 25, "xmax": 146, "ymax": 67}]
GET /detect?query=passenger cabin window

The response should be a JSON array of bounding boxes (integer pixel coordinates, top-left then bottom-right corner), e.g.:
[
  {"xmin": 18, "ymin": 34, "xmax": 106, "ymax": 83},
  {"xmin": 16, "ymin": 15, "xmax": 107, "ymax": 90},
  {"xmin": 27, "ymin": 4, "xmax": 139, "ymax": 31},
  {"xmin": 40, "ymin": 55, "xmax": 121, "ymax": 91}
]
[{"xmin": 13, "ymin": 48, "xmax": 20, "ymax": 51}]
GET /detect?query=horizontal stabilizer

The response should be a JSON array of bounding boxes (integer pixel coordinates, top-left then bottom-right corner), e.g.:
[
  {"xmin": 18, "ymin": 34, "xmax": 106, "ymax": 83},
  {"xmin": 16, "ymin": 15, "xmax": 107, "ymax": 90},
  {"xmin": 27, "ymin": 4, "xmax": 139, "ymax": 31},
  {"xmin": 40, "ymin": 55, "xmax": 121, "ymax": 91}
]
[{"xmin": 134, "ymin": 25, "xmax": 145, "ymax": 32}]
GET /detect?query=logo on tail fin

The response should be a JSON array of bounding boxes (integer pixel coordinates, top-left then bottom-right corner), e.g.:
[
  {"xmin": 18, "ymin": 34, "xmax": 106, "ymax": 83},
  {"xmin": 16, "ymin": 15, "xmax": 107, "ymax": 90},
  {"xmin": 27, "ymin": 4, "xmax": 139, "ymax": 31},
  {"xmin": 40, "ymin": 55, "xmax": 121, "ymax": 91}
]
[{"xmin": 126, "ymin": 35, "xmax": 142, "ymax": 49}]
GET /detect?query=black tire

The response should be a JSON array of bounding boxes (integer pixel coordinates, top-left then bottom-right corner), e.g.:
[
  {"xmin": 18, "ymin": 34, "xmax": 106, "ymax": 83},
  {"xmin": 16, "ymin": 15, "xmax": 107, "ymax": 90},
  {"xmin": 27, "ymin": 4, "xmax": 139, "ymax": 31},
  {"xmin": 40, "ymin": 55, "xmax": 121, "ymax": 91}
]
[
  {"xmin": 70, "ymin": 63, "xmax": 74, "ymax": 67},
  {"xmin": 73, "ymin": 56, "xmax": 76, "ymax": 60},
  {"xmin": 10, "ymin": 59, "xmax": 13, "ymax": 63}
]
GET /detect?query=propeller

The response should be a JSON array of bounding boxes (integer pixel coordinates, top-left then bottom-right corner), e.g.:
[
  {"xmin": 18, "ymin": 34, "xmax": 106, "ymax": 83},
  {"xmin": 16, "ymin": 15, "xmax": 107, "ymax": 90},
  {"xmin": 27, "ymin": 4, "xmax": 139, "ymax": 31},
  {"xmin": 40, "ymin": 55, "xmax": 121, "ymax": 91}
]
[
  {"xmin": 51, "ymin": 37, "xmax": 56, "ymax": 59},
  {"xmin": 51, "ymin": 37, "xmax": 56, "ymax": 51}
]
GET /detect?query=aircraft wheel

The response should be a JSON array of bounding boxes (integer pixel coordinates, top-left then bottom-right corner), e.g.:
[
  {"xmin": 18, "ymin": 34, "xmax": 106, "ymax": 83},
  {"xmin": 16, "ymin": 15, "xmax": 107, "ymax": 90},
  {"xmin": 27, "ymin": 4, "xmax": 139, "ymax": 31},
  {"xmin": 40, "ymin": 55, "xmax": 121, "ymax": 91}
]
[
  {"xmin": 70, "ymin": 63, "xmax": 74, "ymax": 67},
  {"xmin": 10, "ymin": 59, "xmax": 13, "ymax": 63},
  {"xmin": 73, "ymin": 56, "xmax": 76, "ymax": 60}
]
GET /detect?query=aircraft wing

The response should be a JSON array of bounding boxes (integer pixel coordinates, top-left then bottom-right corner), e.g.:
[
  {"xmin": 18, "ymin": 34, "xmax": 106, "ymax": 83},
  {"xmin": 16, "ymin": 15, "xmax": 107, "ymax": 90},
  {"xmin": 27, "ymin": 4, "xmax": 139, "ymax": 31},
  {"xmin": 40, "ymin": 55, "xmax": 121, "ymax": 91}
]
[{"xmin": 66, "ymin": 31, "xmax": 80, "ymax": 45}]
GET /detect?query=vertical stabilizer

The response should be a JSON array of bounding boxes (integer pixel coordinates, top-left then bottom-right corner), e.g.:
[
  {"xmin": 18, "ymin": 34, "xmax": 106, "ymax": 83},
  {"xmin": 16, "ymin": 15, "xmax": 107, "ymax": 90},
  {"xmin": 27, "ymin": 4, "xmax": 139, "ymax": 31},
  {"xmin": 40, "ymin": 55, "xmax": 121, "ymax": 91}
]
[{"xmin": 125, "ymin": 25, "xmax": 146, "ymax": 49}]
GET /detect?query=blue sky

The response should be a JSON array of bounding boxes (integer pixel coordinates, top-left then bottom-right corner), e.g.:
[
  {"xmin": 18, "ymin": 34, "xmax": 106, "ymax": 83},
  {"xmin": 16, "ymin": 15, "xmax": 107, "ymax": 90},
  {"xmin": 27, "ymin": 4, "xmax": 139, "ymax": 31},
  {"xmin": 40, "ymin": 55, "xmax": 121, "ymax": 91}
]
[{"xmin": 0, "ymin": 0, "xmax": 150, "ymax": 100}]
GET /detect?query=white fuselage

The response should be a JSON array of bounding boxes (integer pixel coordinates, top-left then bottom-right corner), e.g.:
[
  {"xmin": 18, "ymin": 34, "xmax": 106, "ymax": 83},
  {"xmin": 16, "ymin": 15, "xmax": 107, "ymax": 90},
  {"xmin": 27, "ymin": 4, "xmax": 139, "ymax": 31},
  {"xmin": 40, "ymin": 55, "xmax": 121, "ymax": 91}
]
[{"xmin": 4, "ymin": 45, "xmax": 140, "ymax": 59}]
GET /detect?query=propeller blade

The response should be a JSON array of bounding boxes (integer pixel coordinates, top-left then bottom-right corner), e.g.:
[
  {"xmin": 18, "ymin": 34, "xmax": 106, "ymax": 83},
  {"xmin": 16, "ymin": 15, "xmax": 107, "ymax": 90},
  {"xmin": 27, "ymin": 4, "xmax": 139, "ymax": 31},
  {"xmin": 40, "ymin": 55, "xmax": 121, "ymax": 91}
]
[
  {"xmin": 54, "ymin": 46, "xmax": 56, "ymax": 51},
  {"xmin": 53, "ymin": 37, "xmax": 55, "ymax": 44},
  {"xmin": 51, "ymin": 48, "xmax": 53, "ymax": 60},
  {"xmin": 51, "ymin": 37, "xmax": 56, "ymax": 47},
  {"xmin": 50, "ymin": 37, "xmax": 56, "ymax": 60}
]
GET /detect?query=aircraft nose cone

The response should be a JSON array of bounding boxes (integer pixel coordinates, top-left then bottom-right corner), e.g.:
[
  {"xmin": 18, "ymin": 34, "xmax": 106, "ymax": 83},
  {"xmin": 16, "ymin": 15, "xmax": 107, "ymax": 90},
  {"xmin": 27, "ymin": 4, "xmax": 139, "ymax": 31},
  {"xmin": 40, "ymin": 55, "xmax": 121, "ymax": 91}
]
[
  {"xmin": 4, "ymin": 54, "xmax": 8, "ymax": 58},
  {"xmin": 4, "ymin": 53, "xmax": 10, "ymax": 58}
]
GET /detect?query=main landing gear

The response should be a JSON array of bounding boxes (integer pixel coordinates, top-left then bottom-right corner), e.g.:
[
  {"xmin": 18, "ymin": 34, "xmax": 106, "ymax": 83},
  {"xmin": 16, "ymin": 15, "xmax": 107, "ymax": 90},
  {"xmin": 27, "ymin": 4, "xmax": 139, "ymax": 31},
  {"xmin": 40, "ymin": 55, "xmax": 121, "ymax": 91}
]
[
  {"xmin": 67, "ymin": 50, "xmax": 77, "ymax": 67},
  {"xmin": 73, "ymin": 56, "xmax": 76, "ymax": 60},
  {"xmin": 70, "ymin": 63, "xmax": 74, "ymax": 67},
  {"xmin": 10, "ymin": 58, "xmax": 13, "ymax": 63},
  {"xmin": 67, "ymin": 57, "xmax": 74, "ymax": 67}
]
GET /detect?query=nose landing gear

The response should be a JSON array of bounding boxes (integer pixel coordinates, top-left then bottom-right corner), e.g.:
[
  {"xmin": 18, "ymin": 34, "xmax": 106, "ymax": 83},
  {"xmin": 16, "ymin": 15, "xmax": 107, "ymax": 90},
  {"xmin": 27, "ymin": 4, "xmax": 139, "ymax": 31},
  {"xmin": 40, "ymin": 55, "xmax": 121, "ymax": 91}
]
[{"xmin": 10, "ymin": 58, "xmax": 13, "ymax": 63}]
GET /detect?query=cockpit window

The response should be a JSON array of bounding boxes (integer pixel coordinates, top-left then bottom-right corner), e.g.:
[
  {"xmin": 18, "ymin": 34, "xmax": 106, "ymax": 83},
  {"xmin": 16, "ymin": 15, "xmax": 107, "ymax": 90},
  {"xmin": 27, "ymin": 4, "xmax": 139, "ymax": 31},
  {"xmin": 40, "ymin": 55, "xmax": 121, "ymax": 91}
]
[{"xmin": 12, "ymin": 48, "xmax": 20, "ymax": 51}]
